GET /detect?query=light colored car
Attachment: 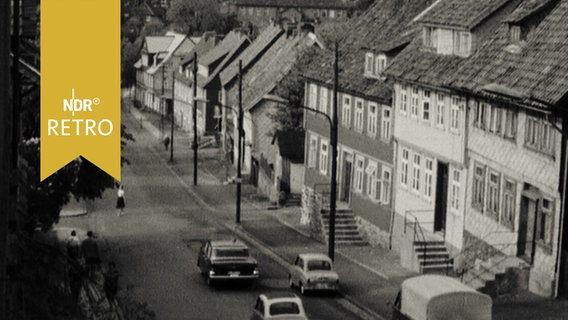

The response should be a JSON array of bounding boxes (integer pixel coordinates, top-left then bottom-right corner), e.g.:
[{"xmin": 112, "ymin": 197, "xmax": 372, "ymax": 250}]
[
  {"xmin": 250, "ymin": 292, "xmax": 308, "ymax": 320},
  {"xmin": 288, "ymin": 253, "xmax": 339, "ymax": 295}
]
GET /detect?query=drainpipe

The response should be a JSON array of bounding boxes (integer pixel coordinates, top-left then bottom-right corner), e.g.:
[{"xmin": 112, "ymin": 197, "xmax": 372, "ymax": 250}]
[
  {"xmin": 554, "ymin": 113, "xmax": 568, "ymax": 298},
  {"xmin": 388, "ymin": 139, "xmax": 398, "ymax": 250}
]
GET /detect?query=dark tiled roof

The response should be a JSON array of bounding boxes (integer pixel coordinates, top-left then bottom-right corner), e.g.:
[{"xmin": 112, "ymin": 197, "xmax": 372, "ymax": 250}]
[
  {"xmin": 504, "ymin": 0, "xmax": 557, "ymax": 23},
  {"xmin": 229, "ymin": 33, "xmax": 320, "ymax": 111},
  {"xmin": 383, "ymin": 38, "xmax": 465, "ymax": 88},
  {"xmin": 220, "ymin": 24, "xmax": 284, "ymax": 87},
  {"xmin": 448, "ymin": 0, "xmax": 568, "ymax": 107},
  {"xmin": 180, "ymin": 32, "xmax": 221, "ymax": 66},
  {"xmin": 272, "ymin": 130, "xmax": 305, "ymax": 161},
  {"xmin": 203, "ymin": 36, "xmax": 250, "ymax": 87},
  {"xmin": 303, "ymin": 0, "xmax": 433, "ymax": 102},
  {"xmin": 199, "ymin": 31, "xmax": 249, "ymax": 66},
  {"xmin": 234, "ymin": 0, "xmax": 358, "ymax": 9},
  {"xmin": 416, "ymin": 0, "xmax": 512, "ymax": 29}
]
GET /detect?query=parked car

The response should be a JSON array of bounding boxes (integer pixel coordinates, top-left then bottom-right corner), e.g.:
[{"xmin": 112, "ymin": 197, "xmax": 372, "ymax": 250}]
[
  {"xmin": 288, "ymin": 253, "xmax": 339, "ymax": 295},
  {"xmin": 391, "ymin": 275, "xmax": 492, "ymax": 320},
  {"xmin": 250, "ymin": 292, "xmax": 308, "ymax": 320},
  {"xmin": 197, "ymin": 239, "xmax": 259, "ymax": 285}
]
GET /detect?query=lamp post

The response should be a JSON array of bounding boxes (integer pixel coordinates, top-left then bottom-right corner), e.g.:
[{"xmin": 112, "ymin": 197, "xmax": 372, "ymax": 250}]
[
  {"xmin": 236, "ymin": 60, "xmax": 243, "ymax": 224},
  {"xmin": 262, "ymin": 43, "xmax": 339, "ymax": 260},
  {"xmin": 192, "ymin": 52, "xmax": 198, "ymax": 185},
  {"xmin": 170, "ymin": 69, "xmax": 175, "ymax": 162}
]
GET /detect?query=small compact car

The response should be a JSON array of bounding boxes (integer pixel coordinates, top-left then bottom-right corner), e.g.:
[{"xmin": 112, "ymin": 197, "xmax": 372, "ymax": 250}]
[
  {"xmin": 288, "ymin": 253, "xmax": 339, "ymax": 295},
  {"xmin": 197, "ymin": 239, "xmax": 259, "ymax": 285},
  {"xmin": 250, "ymin": 292, "xmax": 308, "ymax": 320}
]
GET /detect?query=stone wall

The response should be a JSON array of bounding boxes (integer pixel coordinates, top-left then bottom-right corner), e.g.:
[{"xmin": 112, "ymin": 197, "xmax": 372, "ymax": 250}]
[{"xmin": 301, "ymin": 186, "xmax": 325, "ymax": 242}]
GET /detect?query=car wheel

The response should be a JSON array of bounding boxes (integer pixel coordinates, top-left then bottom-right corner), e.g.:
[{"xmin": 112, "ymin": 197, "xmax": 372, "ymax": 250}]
[
  {"xmin": 207, "ymin": 276, "xmax": 214, "ymax": 286},
  {"xmin": 288, "ymin": 274, "xmax": 294, "ymax": 288},
  {"xmin": 300, "ymin": 282, "xmax": 306, "ymax": 295}
]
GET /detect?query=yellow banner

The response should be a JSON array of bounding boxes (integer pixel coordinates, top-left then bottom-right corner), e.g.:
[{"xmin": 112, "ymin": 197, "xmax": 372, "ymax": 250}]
[{"xmin": 41, "ymin": 0, "xmax": 120, "ymax": 181}]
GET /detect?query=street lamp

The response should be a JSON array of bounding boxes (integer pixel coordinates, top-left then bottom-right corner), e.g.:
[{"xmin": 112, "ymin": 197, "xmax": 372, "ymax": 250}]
[
  {"xmin": 263, "ymin": 43, "xmax": 339, "ymax": 260},
  {"xmin": 192, "ymin": 52, "xmax": 198, "ymax": 185}
]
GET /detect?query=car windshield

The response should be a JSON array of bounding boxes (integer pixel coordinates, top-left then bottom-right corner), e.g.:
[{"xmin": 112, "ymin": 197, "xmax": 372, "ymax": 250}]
[
  {"xmin": 307, "ymin": 260, "xmax": 331, "ymax": 271},
  {"xmin": 269, "ymin": 302, "xmax": 300, "ymax": 315},
  {"xmin": 213, "ymin": 248, "xmax": 249, "ymax": 258}
]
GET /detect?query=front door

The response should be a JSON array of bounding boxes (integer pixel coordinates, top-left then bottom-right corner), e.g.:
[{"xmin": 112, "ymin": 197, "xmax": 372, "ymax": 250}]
[
  {"xmin": 341, "ymin": 156, "xmax": 352, "ymax": 203},
  {"xmin": 434, "ymin": 162, "xmax": 448, "ymax": 232},
  {"xmin": 518, "ymin": 196, "xmax": 538, "ymax": 264}
]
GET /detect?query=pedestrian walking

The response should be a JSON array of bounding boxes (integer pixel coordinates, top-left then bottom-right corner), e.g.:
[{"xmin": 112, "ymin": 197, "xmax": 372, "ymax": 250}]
[
  {"xmin": 66, "ymin": 230, "xmax": 81, "ymax": 260},
  {"xmin": 163, "ymin": 135, "xmax": 170, "ymax": 151},
  {"xmin": 81, "ymin": 231, "xmax": 100, "ymax": 278},
  {"xmin": 104, "ymin": 261, "xmax": 120, "ymax": 301},
  {"xmin": 116, "ymin": 185, "xmax": 125, "ymax": 216}
]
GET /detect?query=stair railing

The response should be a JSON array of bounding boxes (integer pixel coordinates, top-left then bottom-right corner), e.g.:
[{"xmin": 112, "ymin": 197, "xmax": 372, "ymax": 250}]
[
  {"xmin": 460, "ymin": 242, "xmax": 518, "ymax": 289},
  {"xmin": 404, "ymin": 210, "xmax": 435, "ymax": 272}
]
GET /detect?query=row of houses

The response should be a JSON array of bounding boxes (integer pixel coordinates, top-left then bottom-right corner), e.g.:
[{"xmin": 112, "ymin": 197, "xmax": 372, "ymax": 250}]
[
  {"xmin": 133, "ymin": 0, "xmax": 568, "ymax": 299},
  {"xmin": 302, "ymin": 0, "xmax": 568, "ymax": 298}
]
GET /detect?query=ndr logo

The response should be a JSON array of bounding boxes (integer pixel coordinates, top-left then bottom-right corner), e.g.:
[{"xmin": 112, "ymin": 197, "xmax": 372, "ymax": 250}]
[{"xmin": 63, "ymin": 88, "xmax": 100, "ymax": 116}]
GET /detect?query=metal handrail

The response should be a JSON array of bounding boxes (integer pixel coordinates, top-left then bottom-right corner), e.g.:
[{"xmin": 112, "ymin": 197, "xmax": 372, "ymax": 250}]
[
  {"xmin": 459, "ymin": 242, "xmax": 518, "ymax": 287},
  {"xmin": 404, "ymin": 210, "xmax": 436, "ymax": 273}
]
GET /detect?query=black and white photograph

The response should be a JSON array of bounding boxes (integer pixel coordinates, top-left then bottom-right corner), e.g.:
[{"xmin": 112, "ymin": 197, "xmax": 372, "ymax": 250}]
[{"xmin": 2, "ymin": 0, "xmax": 568, "ymax": 319}]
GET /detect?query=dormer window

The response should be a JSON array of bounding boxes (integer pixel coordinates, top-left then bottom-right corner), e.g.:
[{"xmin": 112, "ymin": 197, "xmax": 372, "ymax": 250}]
[
  {"xmin": 364, "ymin": 52, "xmax": 387, "ymax": 78},
  {"xmin": 510, "ymin": 25, "xmax": 521, "ymax": 41},
  {"xmin": 423, "ymin": 27, "xmax": 437, "ymax": 49},
  {"xmin": 453, "ymin": 31, "xmax": 471, "ymax": 56}
]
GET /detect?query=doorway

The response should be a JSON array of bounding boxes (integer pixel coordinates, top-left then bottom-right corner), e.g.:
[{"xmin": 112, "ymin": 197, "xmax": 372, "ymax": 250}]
[
  {"xmin": 341, "ymin": 153, "xmax": 353, "ymax": 203},
  {"xmin": 517, "ymin": 195, "xmax": 538, "ymax": 264},
  {"xmin": 434, "ymin": 162, "xmax": 448, "ymax": 232}
]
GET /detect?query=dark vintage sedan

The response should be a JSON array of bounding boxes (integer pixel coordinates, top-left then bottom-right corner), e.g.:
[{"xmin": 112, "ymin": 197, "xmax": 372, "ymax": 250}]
[{"xmin": 197, "ymin": 239, "xmax": 259, "ymax": 285}]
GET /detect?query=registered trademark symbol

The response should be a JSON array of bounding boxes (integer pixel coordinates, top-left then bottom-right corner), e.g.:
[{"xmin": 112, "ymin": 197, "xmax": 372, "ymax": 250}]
[{"xmin": 93, "ymin": 98, "xmax": 100, "ymax": 105}]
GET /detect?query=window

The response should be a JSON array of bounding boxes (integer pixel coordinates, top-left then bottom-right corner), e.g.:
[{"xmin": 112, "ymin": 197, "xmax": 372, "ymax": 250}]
[
  {"xmin": 400, "ymin": 87, "xmax": 408, "ymax": 114},
  {"xmin": 422, "ymin": 90, "xmax": 430, "ymax": 121},
  {"xmin": 401, "ymin": 148, "xmax": 409, "ymax": 187},
  {"xmin": 367, "ymin": 103, "xmax": 378, "ymax": 136},
  {"xmin": 454, "ymin": 31, "xmax": 471, "ymax": 56},
  {"xmin": 424, "ymin": 158, "xmax": 433, "ymax": 200},
  {"xmin": 436, "ymin": 93, "xmax": 445, "ymax": 127},
  {"xmin": 537, "ymin": 198, "xmax": 555, "ymax": 247},
  {"xmin": 489, "ymin": 107, "xmax": 502, "ymax": 134},
  {"xmin": 474, "ymin": 102, "xmax": 487, "ymax": 129},
  {"xmin": 320, "ymin": 140, "xmax": 328, "ymax": 175},
  {"xmin": 354, "ymin": 156, "xmax": 364, "ymax": 193},
  {"xmin": 424, "ymin": 27, "xmax": 437, "ymax": 49},
  {"xmin": 354, "ymin": 99, "xmax": 364, "ymax": 132},
  {"xmin": 472, "ymin": 163, "xmax": 485, "ymax": 211},
  {"xmin": 308, "ymin": 135, "xmax": 318, "ymax": 168},
  {"xmin": 487, "ymin": 171, "xmax": 500, "ymax": 219},
  {"xmin": 365, "ymin": 52, "xmax": 374, "ymax": 76},
  {"xmin": 412, "ymin": 154, "xmax": 421, "ymax": 193},
  {"xmin": 320, "ymin": 87, "xmax": 328, "ymax": 114},
  {"xmin": 501, "ymin": 179, "xmax": 516, "ymax": 229},
  {"xmin": 504, "ymin": 109, "xmax": 517, "ymax": 138},
  {"xmin": 381, "ymin": 166, "xmax": 392, "ymax": 204},
  {"xmin": 381, "ymin": 107, "xmax": 391, "ymax": 140},
  {"xmin": 450, "ymin": 169, "xmax": 460, "ymax": 210},
  {"xmin": 366, "ymin": 161, "xmax": 377, "ymax": 199},
  {"xmin": 510, "ymin": 25, "xmax": 521, "ymax": 42},
  {"xmin": 309, "ymin": 84, "xmax": 318, "ymax": 110},
  {"xmin": 450, "ymin": 96, "xmax": 461, "ymax": 133},
  {"xmin": 525, "ymin": 116, "xmax": 556, "ymax": 155},
  {"xmin": 410, "ymin": 87, "xmax": 419, "ymax": 118},
  {"xmin": 341, "ymin": 95, "xmax": 351, "ymax": 127},
  {"xmin": 329, "ymin": 10, "xmax": 336, "ymax": 18},
  {"xmin": 375, "ymin": 54, "xmax": 387, "ymax": 76}
]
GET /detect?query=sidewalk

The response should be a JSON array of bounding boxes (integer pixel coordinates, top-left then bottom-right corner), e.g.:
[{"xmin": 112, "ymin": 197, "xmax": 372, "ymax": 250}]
[{"xmin": 127, "ymin": 105, "xmax": 568, "ymax": 320}]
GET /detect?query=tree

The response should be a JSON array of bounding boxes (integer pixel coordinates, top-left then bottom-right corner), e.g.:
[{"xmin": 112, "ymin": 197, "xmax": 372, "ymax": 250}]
[
  {"xmin": 269, "ymin": 47, "xmax": 320, "ymax": 133},
  {"xmin": 166, "ymin": 0, "xmax": 240, "ymax": 35},
  {"xmin": 121, "ymin": 38, "xmax": 142, "ymax": 88}
]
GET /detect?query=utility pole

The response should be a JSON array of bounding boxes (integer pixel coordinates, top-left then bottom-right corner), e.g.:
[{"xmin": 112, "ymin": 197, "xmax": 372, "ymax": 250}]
[
  {"xmin": 236, "ymin": 60, "xmax": 243, "ymax": 224},
  {"xmin": 192, "ymin": 52, "xmax": 198, "ymax": 185},
  {"xmin": 328, "ymin": 42, "xmax": 339, "ymax": 261},
  {"xmin": 161, "ymin": 61, "xmax": 165, "ymax": 136},
  {"xmin": 0, "ymin": 0, "xmax": 13, "ymax": 318},
  {"xmin": 170, "ymin": 70, "xmax": 175, "ymax": 162}
]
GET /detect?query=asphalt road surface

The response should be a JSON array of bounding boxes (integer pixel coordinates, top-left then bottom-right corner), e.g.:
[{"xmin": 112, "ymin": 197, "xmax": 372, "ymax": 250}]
[{"xmin": 58, "ymin": 112, "xmax": 364, "ymax": 320}]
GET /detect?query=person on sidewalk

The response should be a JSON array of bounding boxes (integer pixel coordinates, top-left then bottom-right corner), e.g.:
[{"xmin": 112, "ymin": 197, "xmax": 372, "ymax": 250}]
[
  {"xmin": 81, "ymin": 231, "xmax": 101, "ymax": 278},
  {"xmin": 66, "ymin": 230, "xmax": 81, "ymax": 261},
  {"xmin": 163, "ymin": 135, "xmax": 170, "ymax": 151},
  {"xmin": 116, "ymin": 185, "xmax": 125, "ymax": 216}
]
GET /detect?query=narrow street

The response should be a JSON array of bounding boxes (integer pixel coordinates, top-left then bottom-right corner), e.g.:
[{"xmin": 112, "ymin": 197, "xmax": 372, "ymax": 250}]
[{"xmin": 56, "ymin": 109, "xmax": 364, "ymax": 320}]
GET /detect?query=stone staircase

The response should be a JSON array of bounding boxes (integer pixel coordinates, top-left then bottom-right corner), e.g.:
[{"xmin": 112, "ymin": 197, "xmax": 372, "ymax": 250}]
[
  {"xmin": 320, "ymin": 207, "xmax": 367, "ymax": 246},
  {"xmin": 414, "ymin": 240, "xmax": 454, "ymax": 274},
  {"xmin": 461, "ymin": 256, "xmax": 529, "ymax": 297}
]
